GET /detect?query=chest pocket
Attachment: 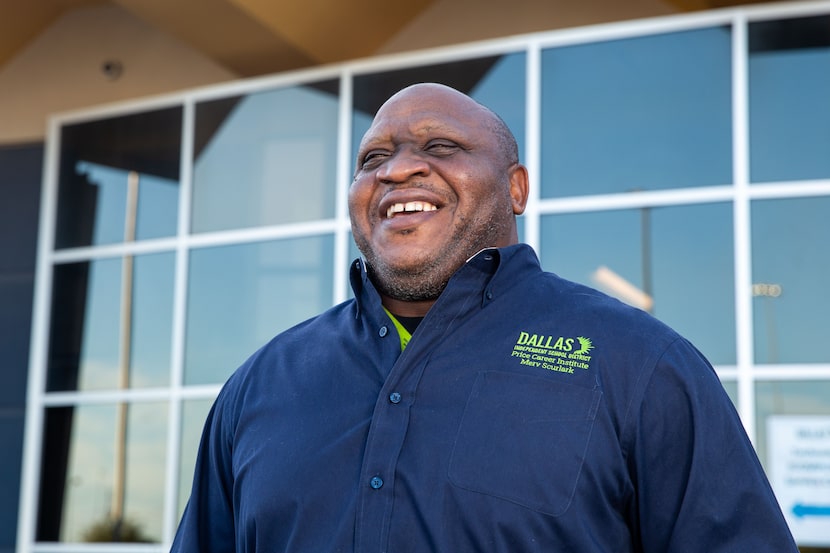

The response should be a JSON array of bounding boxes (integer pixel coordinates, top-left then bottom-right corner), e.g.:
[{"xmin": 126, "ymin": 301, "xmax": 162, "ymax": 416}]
[{"xmin": 448, "ymin": 370, "xmax": 602, "ymax": 517}]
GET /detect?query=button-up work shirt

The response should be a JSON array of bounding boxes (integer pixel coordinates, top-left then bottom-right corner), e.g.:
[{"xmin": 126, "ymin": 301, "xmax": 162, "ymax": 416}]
[{"xmin": 172, "ymin": 244, "xmax": 797, "ymax": 552}]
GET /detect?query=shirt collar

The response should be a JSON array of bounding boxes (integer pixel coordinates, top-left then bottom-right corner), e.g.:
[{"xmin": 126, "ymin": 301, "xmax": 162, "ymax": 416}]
[{"xmin": 349, "ymin": 243, "xmax": 542, "ymax": 317}]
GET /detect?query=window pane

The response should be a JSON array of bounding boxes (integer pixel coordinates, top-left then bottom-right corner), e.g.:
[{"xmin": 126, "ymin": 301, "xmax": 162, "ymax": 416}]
[
  {"xmin": 37, "ymin": 402, "xmax": 168, "ymax": 543},
  {"xmin": 751, "ymin": 196, "xmax": 830, "ymax": 364},
  {"xmin": 749, "ymin": 15, "xmax": 830, "ymax": 183},
  {"xmin": 47, "ymin": 252, "xmax": 175, "ymax": 392},
  {"xmin": 184, "ymin": 235, "xmax": 335, "ymax": 385},
  {"xmin": 541, "ymin": 27, "xmax": 732, "ymax": 197},
  {"xmin": 721, "ymin": 379, "xmax": 737, "ymax": 406},
  {"xmin": 131, "ymin": 253, "xmax": 176, "ymax": 388},
  {"xmin": 191, "ymin": 81, "xmax": 340, "ymax": 233},
  {"xmin": 351, "ymin": 53, "xmax": 526, "ymax": 167},
  {"xmin": 55, "ymin": 107, "xmax": 182, "ymax": 249},
  {"xmin": 539, "ymin": 202, "xmax": 735, "ymax": 364},
  {"xmin": 755, "ymin": 381, "xmax": 830, "ymax": 548},
  {"xmin": 177, "ymin": 398, "xmax": 213, "ymax": 518}
]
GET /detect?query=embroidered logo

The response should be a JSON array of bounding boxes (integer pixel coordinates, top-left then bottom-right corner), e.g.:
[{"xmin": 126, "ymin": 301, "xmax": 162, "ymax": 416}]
[
  {"xmin": 574, "ymin": 336, "xmax": 594, "ymax": 355},
  {"xmin": 510, "ymin": 332, "xmax": 595, "ymax": 374}
]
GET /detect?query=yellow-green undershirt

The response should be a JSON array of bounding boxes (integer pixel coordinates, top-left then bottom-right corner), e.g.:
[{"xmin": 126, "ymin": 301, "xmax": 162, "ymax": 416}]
[{"xmin": 383, "ymin": 307, "xmax": 412, "ymax": 351}]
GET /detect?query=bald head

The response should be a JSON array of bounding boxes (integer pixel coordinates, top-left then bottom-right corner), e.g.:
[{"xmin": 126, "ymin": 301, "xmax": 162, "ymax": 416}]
[{"xmin": 371, "ymin": 83, "xmax": 519, "ymax": 168}]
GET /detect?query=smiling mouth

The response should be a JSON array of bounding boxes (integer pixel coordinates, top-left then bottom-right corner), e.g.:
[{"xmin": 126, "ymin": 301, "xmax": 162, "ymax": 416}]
[{"xmin": 386, "ymin": 201, "xmax": 438, "ymax": 219}]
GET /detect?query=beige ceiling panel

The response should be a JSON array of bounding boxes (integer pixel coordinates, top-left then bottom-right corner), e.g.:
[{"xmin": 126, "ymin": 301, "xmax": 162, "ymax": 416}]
[
  {"xmin": 0, "ymin": 0, "xmax": 99, "ymax": 68},
  {"xmin": 660, "ymin": 0, "xmax": 709, "ymax": 10},
  {"xmin": 229, "ymin": 0, "xmax": 435, "ymax": 63},
  {"xmin": 111, "ymin": 0, "xmax": 315, "ymax": 76}
]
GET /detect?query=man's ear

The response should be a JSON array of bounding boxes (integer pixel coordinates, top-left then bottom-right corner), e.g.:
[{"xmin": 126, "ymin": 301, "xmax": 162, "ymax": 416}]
[{"xmin": 508, "ymin": 164, "xmax": 529, "ymax": 215}]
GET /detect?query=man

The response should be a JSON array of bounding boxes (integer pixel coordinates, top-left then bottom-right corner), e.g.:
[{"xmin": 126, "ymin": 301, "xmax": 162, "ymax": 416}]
[{"xmin": 171, "ymin": 83, "xmax": 798, "ymax": 552}]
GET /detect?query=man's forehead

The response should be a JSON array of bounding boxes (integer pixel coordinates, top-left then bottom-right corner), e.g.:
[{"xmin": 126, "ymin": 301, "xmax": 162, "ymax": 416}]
[
  {"xmin": 362, "ymin": 92, "xmax": 485, "ymax": 143},
  {"xmin": 378, "ymin": 85, "xmax": 479, "ymax": 119},
  {"xmin": 364, "ymin": 112, "xmax": 460, "ymax": 141}
]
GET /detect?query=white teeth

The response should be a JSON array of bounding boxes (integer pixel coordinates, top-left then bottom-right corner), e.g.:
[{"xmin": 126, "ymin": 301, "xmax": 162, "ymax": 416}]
[{"xmin": 386, "ymin": 201, "xmax": 438, "ymax": 219}]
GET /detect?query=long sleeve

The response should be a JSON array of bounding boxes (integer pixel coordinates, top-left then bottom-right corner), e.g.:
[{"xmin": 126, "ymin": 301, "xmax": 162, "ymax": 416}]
[{"xmin": 627, "ymin": 338, "xmax": 798, "ymax": 552}]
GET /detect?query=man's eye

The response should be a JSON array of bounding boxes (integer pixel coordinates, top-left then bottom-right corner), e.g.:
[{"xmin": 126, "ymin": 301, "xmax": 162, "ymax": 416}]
[
  {"xmin": 425, "ymin": 141, "xmax": 458, "ymax": 155},
  {"xmin": 361, "ymin": 151, "xmax": 388, "ymax": 167}
]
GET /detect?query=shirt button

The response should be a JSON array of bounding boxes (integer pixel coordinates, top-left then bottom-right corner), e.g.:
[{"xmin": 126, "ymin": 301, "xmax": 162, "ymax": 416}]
[
  {"xmin": 370, "ymin": 476, "xmax": 384, "ymax": 489},
  {"xmin": 379, "ymin": 326, "xmax": 388, "ymax": 337},
  {"xmin": 389, "ymin": 392, "xmax": 402, "ymax": 404}
]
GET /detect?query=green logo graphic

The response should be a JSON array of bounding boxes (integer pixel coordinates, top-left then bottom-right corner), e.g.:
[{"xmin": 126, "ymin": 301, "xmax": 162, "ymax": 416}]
[
  {"xmin": 510, "ymin": 332, "xmax": 595, "ymax": 374},
  {"xmin": 574, "ymin": 336, "xmax": 594, "ymax": 355}
]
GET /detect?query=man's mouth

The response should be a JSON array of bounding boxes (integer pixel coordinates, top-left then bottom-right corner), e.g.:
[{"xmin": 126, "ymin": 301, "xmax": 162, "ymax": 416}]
[{"xmin": 386, "ymin": 201, "xmax": 438, "ymax": 219}]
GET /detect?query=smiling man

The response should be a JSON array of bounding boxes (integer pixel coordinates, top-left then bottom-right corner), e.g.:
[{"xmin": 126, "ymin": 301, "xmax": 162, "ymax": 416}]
[
  {"xmin": 171, "ymin": 83, "xmax": 798, "ymax": 552},
  {"xmin": 349, "ymin": 83, "xmax": 527, "ymax": 316}
]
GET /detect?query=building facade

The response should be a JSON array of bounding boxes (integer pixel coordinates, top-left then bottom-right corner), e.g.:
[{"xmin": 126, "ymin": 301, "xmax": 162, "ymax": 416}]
[{"xmin": 13, "ymin": 2, "xmax": 830, "ymax": 552}]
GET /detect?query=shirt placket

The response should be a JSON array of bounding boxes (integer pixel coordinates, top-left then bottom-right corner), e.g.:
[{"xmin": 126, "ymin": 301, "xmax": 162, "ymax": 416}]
[
  {"xmin": 355, "ymin": 296, "xmax": 449, "ymax": 551},
  {"xmin": 352, "ymin": 255, "xmax": 498, "ymax": 552}
]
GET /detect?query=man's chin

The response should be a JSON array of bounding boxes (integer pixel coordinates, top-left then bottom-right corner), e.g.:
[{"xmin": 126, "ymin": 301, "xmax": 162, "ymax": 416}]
[
  {"xmin": 371, "ymin": 251, "xmax": 434, "ymax": 275},
  {"xmin": 376, "ymin": 277, "xmax": 446, "ymax": 303},
  {"xmin": 365, "ymin": 259, "xmax": 449, "ymax": 303}
]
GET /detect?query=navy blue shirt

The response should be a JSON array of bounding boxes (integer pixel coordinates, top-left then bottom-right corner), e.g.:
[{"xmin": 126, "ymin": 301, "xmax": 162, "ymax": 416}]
[{"xmin": 172, "ymin": 244, "xmax": 797, "ymax": 552}]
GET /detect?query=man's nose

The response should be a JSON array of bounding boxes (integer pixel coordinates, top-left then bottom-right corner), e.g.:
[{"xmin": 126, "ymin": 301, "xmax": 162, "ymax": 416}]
[{"xmin": 376, "ymin": 150, "xmax": 430, "ymax": 183}]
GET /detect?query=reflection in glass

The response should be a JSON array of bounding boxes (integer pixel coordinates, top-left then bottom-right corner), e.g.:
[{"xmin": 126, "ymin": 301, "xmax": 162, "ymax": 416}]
[
  {"xmin": 72, "ymin": 163, "xmax": 179, "ymax": 244},
  {"xmin": 47, "ymin": 253, "xmax": 175, "ymax": 392},
  {"xmin": 721, "ymin": 379, "xmax": 738, "ymax": 407},
  {"xmin": 540, "ymin": 202, "xmax": 735, "ymax": 364},
  {"xmin": 755, "ymin": 381, "xmax": 830, "ymax": 550},
  {"xmin": 351, "ymin": 53, "xmax": 526, "ymax": 167},
  {"xmin": 185, "ymin": 235, "xmax": 335, "ymax": 385},
  {"xmin": 192, "ymin": 81, "xmax": 340, "ymax": 233},
  {"xmin": 55, "ymin": 107, "xmax": 182, "ymax": 249},
  {"xmin": 754, "ymin": 380, "xmax": 830, "ymax": 502},
  {"xmin": 541, "ymin": 27, "xmax": 732, "ymax": 197},
  {"xmin": 751, "ymin": 196, "xmax": 830, "ymax": 364},
  {"xmin": 177, "ymin": 399, "xmax": 213, "ymax": 518},
  {"xmin": 749, "ymin": 15, "xmax": 830, "ymax": 182},
  {"xmin": 37, "ymin": 402, "xmax": 168, "ymax": 543}
]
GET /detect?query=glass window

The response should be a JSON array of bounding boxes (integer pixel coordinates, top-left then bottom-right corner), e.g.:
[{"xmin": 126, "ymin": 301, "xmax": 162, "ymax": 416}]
[
  {"xmin": 46, "ymin": 252, "xmax": 175, "ymax": 392},
  {"xmin": 541, "ymin": 27, "xmax": 732, "ymax": 197},
  {"xmin": 177, "ymin": 398, "xmax": 213, "ymax": 518},
  {"xmin": 751, "ymin": 196, "xmax": 830, "ymax": 364},
  {"xmin": 33, "ymin": 11, "xmax": 830, "ymax": 553},
  {"xmin": 191, "ymin": 81, "xmax": 340, "ymax": 233},
  {"xmin": 720, "ymin": 379, "xmax": 738, "ymax": 407},
  {"xmin": 184, "ymin": 235, "xmax": 335, "ymax": 385},
  {"xmin": 755, "ymin": 380, "xmax": 830, "ymax": 549},
  {"xmin": 37, "ymin": 402, "xmax": 168, "ymax": 543},
  {"xmin": 539, "ymin": 202, "xmax": 735, "ymax": 365},
  {"xmin": 749, "ymin": 15, "xmax": 830, "ymax": 183},
  {"xmin": 55, "ymin": 107, "xmax": 182, "ymax": 249},
  {"xmin": 351, "ymin": 53, "xmax": 527, "ymax": 167}
]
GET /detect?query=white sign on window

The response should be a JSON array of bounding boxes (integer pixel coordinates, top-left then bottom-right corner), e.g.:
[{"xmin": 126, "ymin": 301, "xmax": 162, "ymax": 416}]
[{"xmin": 767, "ymin": 415, "xmax": 830, "ymax": 546}]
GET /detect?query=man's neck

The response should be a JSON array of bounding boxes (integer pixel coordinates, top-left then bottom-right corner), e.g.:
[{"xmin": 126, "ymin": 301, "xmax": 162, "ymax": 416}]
[{"xmin": 381, "ymin": 295, "xmax": 435, "ymax": 318}]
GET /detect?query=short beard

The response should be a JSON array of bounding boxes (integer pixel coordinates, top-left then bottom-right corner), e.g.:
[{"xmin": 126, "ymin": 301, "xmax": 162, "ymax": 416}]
[
  {"xmin": 365, "ymin": 256, "xmax": 450, "ymax": 302},
  {"xmin": 355, "ymin": 211, "xmax": 512, "ymax": 303}
]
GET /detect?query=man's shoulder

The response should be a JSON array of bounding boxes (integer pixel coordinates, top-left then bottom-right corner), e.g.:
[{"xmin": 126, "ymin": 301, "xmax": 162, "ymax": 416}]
[
  {"xmin": 519, "ymin": 269, "xmax": 681, "ymax": 348},
  {"xmin": 260, "ymin": 298, "xmax": 360, "ymax": 356},
  {"xmin": 222, "ymin": 299, "xmax": 359, "ymax": 386}
]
